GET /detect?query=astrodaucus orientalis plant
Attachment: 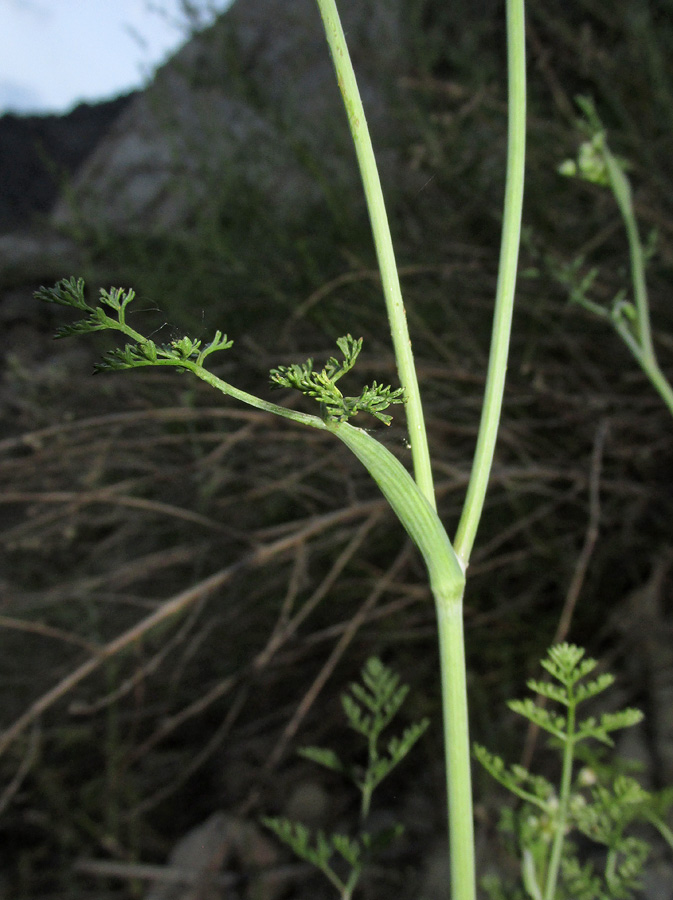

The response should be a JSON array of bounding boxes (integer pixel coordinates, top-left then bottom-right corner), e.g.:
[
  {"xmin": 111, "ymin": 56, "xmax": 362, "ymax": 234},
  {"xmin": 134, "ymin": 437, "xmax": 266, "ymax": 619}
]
[
  {"xmin": 32, "ymin": 1, "xmax": 527, "ymax": 898},
  {"xmin": 263, "ymin": 657, "xmax": 429, "ymax": 900},
  {"xmin": 475, "ymin": 643, "xmax": 673, "ymax": 900}
]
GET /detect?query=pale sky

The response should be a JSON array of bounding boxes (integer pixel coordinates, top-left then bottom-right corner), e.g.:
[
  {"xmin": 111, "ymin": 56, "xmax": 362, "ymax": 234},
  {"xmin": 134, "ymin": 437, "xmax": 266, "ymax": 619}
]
[{"xmin": 0, "ymin": 0, "xmax": 232, "ymax": 116}]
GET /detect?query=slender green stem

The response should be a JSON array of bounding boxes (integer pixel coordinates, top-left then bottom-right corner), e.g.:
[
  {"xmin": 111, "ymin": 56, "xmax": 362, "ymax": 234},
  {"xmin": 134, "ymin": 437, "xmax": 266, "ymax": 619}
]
[
  {"xmin": 454, "ymin": 0, "xmax": 526, "ymax": 567},
  {"xmin": 567, "ymin": 105, "xmax": 673, "ymax": 417},
  {"xmin": 605, "ymin": 847, "xmax": 619, "ymax": 888},
  {"xmin": 600, "ymin": 146, "xmax": 673, "ymax": 416},
  {"xmin": 434, "ymin": 585, "xmax": 475, "ymax": 900},
  {"xmin": 612, "ymin": 319, "xmax": 673, "ymax": 416},
  {"xmin": 361, "ymin": 726, "xmax": 378, "ymax": 820},
  {"xmin": 544, "ymin": 702, "xmax": 576, "ymax": 900},
  {"xmin": 313, "ymin": 4, "xmax": 525, "ymax": 898},
  {"xmin": 313, "ymin": 0, "xmax": 435, "ymax": 508},
  {"xmin": 343, "ymin": 874, "xmax": 358, "ymax": 900},
  {"xmin": 642, "ymin": 360, "xmax": 673, "ymax": 416},
  {"xmin": 178, "ymin": 360, "xmax": 329, "ymax": 430},
  {"xmin": 602, "ymin": 148, "xmax": 655, "ymax": 364}
]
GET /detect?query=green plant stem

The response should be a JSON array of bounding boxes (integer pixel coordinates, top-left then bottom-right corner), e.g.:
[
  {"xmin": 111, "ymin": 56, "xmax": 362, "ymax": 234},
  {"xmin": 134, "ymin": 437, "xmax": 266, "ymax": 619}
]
[
  {"xmin": 435, "ymin": 585, "xmax": 474, "ymax": 899},
  {"xmin": 361, "ymin": 729, "xmax": 377, "ymax": 821},
  {"xmin": 600, "ymin": 148, "xmax": 673, "ymax": 417},
  {"xmin": 316, "ymin": 2, "xmax": 526, "ymax": 897},
  {"xmin": 611, "ymin": 317, "xmax": 673, "ymax": 417},
  {"xmin": 173, "ymin": 360, "xmax": 330, "ymax": 430},
  {"xmin": 544, "ymin": 702, "xmax": 576, "ymax": 900},
  {"xmin": 642, "ymin": 359, "xmax": 673, "ymax": 417},
  {"xmin": 602, "ymin": 146, "xmax": 655, "ymax": 364},
  {"xmin": 313, "ymin": 0, "xmax": 435, "ymax": 508},
  {"xmin": 453, "ymin": 0, "xmax": 526, "ymax": 567},
  {"xmin": 329, "ymin": 422, "xmax": 473, "ymax": 898},
  {"xmin": 605, "ymin": 846, "xmax": 619, "ymax": 890}
]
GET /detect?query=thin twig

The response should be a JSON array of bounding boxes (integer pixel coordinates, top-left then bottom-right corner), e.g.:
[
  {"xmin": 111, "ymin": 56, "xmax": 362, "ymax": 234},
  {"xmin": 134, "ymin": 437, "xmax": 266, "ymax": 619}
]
[{"xmin": 0, "ymin": 724, "xmax": 40, "ymax": 816}]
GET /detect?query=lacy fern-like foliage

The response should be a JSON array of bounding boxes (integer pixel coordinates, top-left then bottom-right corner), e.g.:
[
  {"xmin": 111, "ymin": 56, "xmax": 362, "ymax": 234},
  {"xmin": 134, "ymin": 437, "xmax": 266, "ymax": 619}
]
[
  {"xmin": 37, "ymin": 279, "xmax": 405, "ymax": 427},
  {"xmin": 263, "ymin": 658, "xmax": 429, "ymax": 899},
  {"xmin": 476, "ymin": 644, "xmax": 673, "ymax": 900},
  {"xmin": 270, "ymin": 334, "xmax": 405, "ymax": 425},
  {"xmin": 36, "ymin": 277, "xmax": 234, "ymax": 372}
]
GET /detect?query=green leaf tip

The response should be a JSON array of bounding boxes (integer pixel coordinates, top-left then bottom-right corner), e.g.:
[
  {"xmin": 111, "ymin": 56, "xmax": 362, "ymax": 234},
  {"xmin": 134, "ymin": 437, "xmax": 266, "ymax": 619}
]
[
  {"xmin": 35, "ymin": 276, "xmax": 89, "ymax": 311},
  {"xmin": 93, "ymin": 331, "xmax": 235, "ymax": 374},
  {"xmin": 270, "ymin": 335, "xmax": 405, "ymax": 425}
]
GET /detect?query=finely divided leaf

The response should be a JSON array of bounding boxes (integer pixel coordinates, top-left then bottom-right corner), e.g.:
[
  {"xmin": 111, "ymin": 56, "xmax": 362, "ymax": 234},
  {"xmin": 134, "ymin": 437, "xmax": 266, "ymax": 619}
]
[{"xmin": 298, "ymin": 746, "xmax": 346, "ymax": 775}]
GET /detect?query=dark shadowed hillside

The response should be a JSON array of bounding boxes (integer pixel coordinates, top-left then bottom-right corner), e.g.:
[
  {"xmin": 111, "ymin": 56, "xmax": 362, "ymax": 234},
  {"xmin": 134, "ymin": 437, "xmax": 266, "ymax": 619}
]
[{"xmin": 0, "ymin": 93, "xmax": 134, "ymax": 232}]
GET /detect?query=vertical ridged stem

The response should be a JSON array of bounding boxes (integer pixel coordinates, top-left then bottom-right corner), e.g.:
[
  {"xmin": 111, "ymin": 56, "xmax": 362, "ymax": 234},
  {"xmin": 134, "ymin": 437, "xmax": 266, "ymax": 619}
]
[
  {"xmin": 314, "ymin": 0, "xmax": 436, "ymax": 507},
  {"xmin": 434, "ymin": 587, "xmax": 474, "ymax": 900},
  {"xmin": 454, "ymin": 0, "xmax": 527, "ymax": 566}
]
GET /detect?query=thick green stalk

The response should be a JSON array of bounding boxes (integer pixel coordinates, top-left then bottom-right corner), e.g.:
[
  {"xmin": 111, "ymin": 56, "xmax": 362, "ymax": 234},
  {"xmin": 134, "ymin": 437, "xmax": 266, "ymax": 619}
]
[
  {"xmin": 435, "ymin": 586, "xmax": 474, "ymax": 899},
  {"xmin": 313, "ymin": 3, "xmax": 526, "ymax": 898},
  {"xmin": 454, "ymin": 0, "xmax": 527, "ymax": 566},
  {"xmin": 314, "ymin": 0, "xmax": 435, "ymax": 508},
  {"xmin": 315, "ymin": 2, "xmax": 526, "ymax": 897},
  {"xmin": 330, "ymin": 422, "xmax": 474, "ymax": 899}
]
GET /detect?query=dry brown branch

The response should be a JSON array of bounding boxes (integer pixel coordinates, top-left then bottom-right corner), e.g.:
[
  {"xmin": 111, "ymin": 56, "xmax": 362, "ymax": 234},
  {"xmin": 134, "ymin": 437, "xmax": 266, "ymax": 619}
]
[
  {"xmin": 0, "ymin": 406, "xmax": 268, "ymax": 454},
  {"xmin": 68, "ymin": 592, "xmax": 208, "ymax": 716},
  {"xmin": 0, "ymin": 565, "xmax": 236, "ymax": 757},
  {"xmin": 264, "ymin": 542, "xmax": 414, "ymax": 773},
  {"xmin": 74, "ymin": 856, "xmax": 236, "ymax": 888},
  {"xmin": 471, "ymin": 485, "xmax": 584, "ymax": 564},
  {"xmin": 0, "ymin": 490, "xmax": 228, "ymax": 532},
  {"xmin": 0, "ymin": 615, "xmax": 99, "ymax": 652},
  {"xmin": 286, "ymin": 260, "xmax": 488, "ymax": 327},
  {"xmin": 0, "ymin": 502, "xmax": 383, "ymax": 757},
  {"xmin": 116, "ymin": 511, "xmax": 386, "ymax": 796},
  {"xmin": 258, "ymin": 509, "xmax": 385, "ymax": 661},
  {"xmin": 130, "ymin": 673, "xmax": 238, "ymax": 764},
  {"xmin": 552, "ymin": 419, "xmax": 608, "ymax": 645}
]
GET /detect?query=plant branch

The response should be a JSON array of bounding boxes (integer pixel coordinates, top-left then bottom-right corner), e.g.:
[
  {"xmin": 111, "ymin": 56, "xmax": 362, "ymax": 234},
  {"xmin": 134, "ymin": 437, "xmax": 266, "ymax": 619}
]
[
  {"xmin": 313, "ymin": 0, "xmax": 436, "ymax": 507},
  {"xmin": 454, "ymin": 0, "xmax": 527, "ymax": 567}
]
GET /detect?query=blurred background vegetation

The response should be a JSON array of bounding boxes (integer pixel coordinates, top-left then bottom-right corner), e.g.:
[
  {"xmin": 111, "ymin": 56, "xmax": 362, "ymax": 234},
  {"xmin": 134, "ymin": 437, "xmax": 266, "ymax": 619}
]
[{"xmin": 1, "ymin": 0, "xmax": 672, "ymax": 896}]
